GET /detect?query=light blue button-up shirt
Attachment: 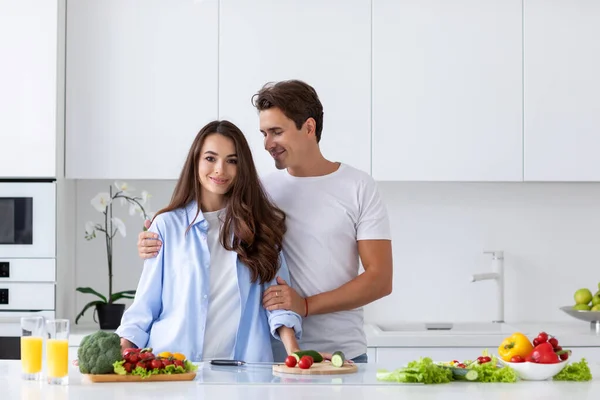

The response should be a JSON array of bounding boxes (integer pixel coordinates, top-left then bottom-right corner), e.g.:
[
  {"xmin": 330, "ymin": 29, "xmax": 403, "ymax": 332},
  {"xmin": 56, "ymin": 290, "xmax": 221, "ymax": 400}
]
[{"xmin": 115, "ymin": 201, "xmax": 302, "ymax": 362}]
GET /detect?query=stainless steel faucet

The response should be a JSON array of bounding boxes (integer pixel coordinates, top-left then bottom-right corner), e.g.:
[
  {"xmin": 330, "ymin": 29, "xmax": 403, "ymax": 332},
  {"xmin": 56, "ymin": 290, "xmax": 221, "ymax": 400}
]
[{"xmin": 471, "ymin": 250, "xmax": 504, "ymax": 323}]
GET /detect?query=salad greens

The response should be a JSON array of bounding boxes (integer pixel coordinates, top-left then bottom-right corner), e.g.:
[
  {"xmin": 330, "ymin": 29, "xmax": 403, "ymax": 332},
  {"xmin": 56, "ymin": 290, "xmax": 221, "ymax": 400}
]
[
  {"xmin": 376, "ymin": 357, "xmax": 452, "ymax": 384},
  {"xmin": 113, "ymin": 359, "xmax": 198, "ymax": 379},
  {"xmin": 377, "ymin": 350, "xmax": 517, "ymax": 384},
  {"xmin": 553, "ymin": 358, "xmax": 593, "ymax": 382}
]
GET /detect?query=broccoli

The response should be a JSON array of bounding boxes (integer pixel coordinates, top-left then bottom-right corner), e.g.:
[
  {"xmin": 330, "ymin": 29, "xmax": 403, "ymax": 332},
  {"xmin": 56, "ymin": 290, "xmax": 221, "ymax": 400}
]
[{"xmin": 77, "ymin": 330, "xmax": 123, "ymax": 374}]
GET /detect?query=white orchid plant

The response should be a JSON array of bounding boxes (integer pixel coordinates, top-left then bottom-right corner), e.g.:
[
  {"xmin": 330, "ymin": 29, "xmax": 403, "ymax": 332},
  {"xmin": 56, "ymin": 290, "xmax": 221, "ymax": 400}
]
[{"xmin": 75, "ymin": 181, "xmax": 153, "ymax": 324}]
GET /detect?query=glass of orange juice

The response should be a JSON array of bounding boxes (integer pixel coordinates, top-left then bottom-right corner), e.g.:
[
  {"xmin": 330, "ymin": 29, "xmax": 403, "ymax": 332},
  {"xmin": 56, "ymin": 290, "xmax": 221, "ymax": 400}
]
[
  {"xmin": 46, "ymin": 319, "xmax": 69, "ymax": 385},
  {"xmin": 20, "ymin": 316, "xmax": 45, "ymax": 380}
]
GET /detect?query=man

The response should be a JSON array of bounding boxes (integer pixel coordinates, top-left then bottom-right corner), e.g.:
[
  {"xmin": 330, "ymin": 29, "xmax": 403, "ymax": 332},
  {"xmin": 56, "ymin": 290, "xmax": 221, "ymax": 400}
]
[{"xmin": 137, "ymin": 80, "xmax": 393, "ymax": 363}]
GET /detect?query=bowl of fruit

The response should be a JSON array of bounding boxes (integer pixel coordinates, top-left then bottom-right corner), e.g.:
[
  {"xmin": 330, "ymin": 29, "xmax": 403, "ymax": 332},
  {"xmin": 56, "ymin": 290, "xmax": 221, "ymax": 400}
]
[
  {"xmin": 560, "ymin": 286, "xmax": 600, "ymax": 331},
  {"xmin": 498, "ymin": 331, "xmax": 570, "ymax": 381}
]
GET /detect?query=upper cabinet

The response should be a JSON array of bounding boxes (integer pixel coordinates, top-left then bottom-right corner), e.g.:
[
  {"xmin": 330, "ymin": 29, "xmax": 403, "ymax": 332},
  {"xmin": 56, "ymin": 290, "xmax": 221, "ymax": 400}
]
[
  {"xmin": 524, "ymin": 0, "xmax": 600, "ymax": 181},
  {"xmin": 66, "ymin": 0, "xmax": 218, "ymax": 179},
  {"xmin": 372, "ymin": 0, "xmax": 523, "ymax": 181},
  {"xmin": 0, "ymin": 0, "xmax": 57, "ymax": 178},
  {"xmin": 219, "ymin": 0, "xmax": 371, "ymax": 177}
]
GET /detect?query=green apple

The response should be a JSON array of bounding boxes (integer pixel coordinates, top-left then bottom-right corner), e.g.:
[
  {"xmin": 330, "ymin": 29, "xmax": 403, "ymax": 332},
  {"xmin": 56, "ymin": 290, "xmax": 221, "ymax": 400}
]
[
  {"xmin": 592, "ymin": 304, "xmax": 600, "ymax": 311},
  {"xmin": 573, "ymin": 303, "xmax": 591, "ymax": 311},
  {"xmin": 574, "ymin": 288, "xmax": 593, "ymax": 305},
  {"xmin": 592, "ymin": 294, "xmax": 600, "ymax": 306}
]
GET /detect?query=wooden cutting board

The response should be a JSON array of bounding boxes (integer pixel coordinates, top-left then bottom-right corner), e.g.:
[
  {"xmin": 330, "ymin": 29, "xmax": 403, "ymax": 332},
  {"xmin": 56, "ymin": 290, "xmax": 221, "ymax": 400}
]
[
  {"xmin": 82, "ymin": 372, "xmax": 196, "ymax": 383},
  {"xmin": 273, "ymin": 361, "xmax": 358, "ymax": 375}
]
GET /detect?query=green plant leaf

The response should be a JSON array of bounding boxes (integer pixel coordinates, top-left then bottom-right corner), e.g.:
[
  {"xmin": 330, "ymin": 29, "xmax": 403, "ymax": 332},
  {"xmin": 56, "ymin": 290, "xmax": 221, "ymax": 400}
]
[
  {"xmin": 76, "ymin": 287, "xmax": 107, "ymax": 302},
  {"xmin": 75, "ymin": 300, "xmax": 105, "ymax": 324},
  {"xmin": 111, "ymin": 290, "xmax": 136, "ymax": 302}
]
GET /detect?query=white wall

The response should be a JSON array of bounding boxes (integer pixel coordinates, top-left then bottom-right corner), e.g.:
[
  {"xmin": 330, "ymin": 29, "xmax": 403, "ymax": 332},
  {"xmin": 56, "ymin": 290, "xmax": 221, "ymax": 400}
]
[{"xmin": 69, "ymin": 179, "xmax": 600, "ymax": 327}]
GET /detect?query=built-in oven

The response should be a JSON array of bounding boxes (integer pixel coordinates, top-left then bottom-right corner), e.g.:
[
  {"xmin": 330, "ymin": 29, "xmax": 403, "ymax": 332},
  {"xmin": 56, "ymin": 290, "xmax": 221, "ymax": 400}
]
[{"xmin": 0, "ymin": 182, "xmax": 56, "ymax": 359}]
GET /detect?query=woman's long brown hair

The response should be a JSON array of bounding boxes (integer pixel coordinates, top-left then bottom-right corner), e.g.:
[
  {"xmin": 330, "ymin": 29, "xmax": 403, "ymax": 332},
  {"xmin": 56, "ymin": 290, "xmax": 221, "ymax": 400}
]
[{"xmin": 153, "ymin": 120, "xmax": 286, "ymax": 284}]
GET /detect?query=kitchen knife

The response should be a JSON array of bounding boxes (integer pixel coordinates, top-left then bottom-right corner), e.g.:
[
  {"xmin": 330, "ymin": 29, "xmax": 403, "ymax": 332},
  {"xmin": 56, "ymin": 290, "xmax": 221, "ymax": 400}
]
[{"xmin": 210, "ymin": 359, "xmax": 275, "ymax": 367}]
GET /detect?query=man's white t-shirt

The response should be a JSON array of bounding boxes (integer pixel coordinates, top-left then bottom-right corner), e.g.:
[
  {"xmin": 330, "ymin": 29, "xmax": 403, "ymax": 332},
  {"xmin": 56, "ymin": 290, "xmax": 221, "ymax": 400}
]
[
  {"xmin": 262, "ymin": 163, "xmax": 391, "ymax": 360},
  {"xmin": 202, "ymin": 209, "xmax": 241, "ymax": 360}
]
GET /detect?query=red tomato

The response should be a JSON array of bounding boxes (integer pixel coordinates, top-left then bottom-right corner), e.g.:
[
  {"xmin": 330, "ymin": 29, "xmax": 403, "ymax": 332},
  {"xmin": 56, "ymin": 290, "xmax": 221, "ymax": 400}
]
[
  {"xmin": 510, "ymin": 355, "xmax": 525, "ymax": 363},
  {"xmin": 457, "ymin": 363, "xmax": 466, "ymax": 368},
  {"xmin": 136, "ymin": 361, "xmax": 147, "ymax": 370},
  {"xmin": 285, "ymin": 356, "xmax": 297, "ymax": 368},
  {"xmin": 480, "ymin": 356, "xmax": 491, "ymax": 364},
  {"xmin": 548, "ymin": 337, "xmax": 559, "ymax": 349},
  {"xmin": 298, "ymin": 358, "xmax": 311, "ymax": 369},
  {"xmin": 173, "ymin": 359, "xmax": 184, "ymax": 368},
  {"xmin": 560, "ymin": 352, "xmax": 569, "ymax": 361},
  {"xmin": 533, "ymin": 338, "xmax": 540, "ymax": 346},
  {"xmin": 123, "ymin": 362, "xmax": 133, "ymax": 373},
  {"xmin": 300, "ymin": 355, "xmax": 314, "ymax": 366},
  {"xmin": 536, "ymin": 332, "xmax": 548, "ymax": 344},
  {"xmin": 150, "ymin": 359, "xmax": 163, "ymax": 370}
]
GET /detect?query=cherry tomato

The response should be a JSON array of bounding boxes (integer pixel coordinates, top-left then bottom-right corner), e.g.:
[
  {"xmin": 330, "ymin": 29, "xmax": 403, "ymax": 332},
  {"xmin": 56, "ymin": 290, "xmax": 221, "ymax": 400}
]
[
  {"xmin": 285, "ymin": 356, "xmax": 297, "ymax": 368},
  {"xmin": 555, "ymin": 345, "xmax": 562, "ymax": 352},
  {"xmin": 173, "ymin": 359, "xmax": 184, "ymax": 368},
  {"xmin": 136, "ymin": 361, "xmax": 147, "ymax": 370},
  {"xmin": 548, "ymin": 337, "xmax": 559, "ymax": 349},
  {"xmin": 510, "ymin": 355, "xmax": 525, "ymax": 363},
  {"xmin": 123, "ymin": 362, "xmax": 133, "ymax": 373},
  {"xmin": 480, "ymin": 356, "xmax": 491, "ymax": 363},
  {"xmin": 536, "ymin": 332, "xmax": 549, "ymax": 344},
  {"xmin": 560, "ymin": 352, "xmax": 569, "ymax": 361},
  {"xmin": 162, "ymin": 359, "xmax": 173, "ymax": 367},
  {"xmin": 298, "ymin": 358, "xmax": 311, "ymax": 369},
  {"xmin": 533, "ymin": 338, "xmax": 540, "ymax": 346},
  {"xmin": 150, "ymin": 359, "xmax": 163, "ymax": 370},
  {"xmin": 301, "ymin": 355, "xmax": 314, "ymax": 366}
]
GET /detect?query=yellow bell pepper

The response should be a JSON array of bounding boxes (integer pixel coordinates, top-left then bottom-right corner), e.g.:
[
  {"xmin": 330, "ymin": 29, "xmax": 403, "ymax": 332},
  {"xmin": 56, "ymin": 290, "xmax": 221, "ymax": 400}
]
[{"xmin": 498, "ymin": 332, "xmax": 534, "ymax": 362}]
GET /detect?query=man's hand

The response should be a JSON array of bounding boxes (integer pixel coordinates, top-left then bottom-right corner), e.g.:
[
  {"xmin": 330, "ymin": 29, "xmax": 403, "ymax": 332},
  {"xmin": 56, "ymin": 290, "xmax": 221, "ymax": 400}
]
[
  {"xmin": 263, "ymin": 277, "xmax": 306, "ymax": 316},
  {"xmin": 137, "ymin": 219, "xmax": 162, "ymax": 259}
]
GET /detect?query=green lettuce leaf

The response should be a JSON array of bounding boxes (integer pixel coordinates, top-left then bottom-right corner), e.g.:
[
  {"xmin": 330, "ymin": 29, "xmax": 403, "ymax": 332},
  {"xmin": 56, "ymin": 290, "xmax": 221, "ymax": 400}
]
[
  {"xmin": 376, "ymin": 357, "xmax": 453, "ymax": 384},
  {"xmin": 553, "ymin": 358, "xmax": 592, "ymax": 381}
]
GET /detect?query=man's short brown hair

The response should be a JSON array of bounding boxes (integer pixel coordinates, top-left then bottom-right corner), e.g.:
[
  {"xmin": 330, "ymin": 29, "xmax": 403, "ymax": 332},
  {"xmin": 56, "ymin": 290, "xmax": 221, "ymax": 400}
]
[{"xmin": 252, "ymin": 80, "xmax": 324, "ymax": 143}]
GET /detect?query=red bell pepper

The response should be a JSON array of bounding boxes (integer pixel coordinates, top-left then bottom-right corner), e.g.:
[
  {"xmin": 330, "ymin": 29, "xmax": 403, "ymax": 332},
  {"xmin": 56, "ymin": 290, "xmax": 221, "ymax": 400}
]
[{"xmin": 526, "ymin": 342, "xmax": 560, "ymax": 364}]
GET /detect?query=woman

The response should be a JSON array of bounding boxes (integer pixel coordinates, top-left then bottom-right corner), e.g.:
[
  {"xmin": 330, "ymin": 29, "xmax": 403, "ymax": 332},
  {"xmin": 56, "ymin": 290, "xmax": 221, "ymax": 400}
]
[{"xmin": 116, "ymin": 120, "xmax": 302, "ymax": 362}]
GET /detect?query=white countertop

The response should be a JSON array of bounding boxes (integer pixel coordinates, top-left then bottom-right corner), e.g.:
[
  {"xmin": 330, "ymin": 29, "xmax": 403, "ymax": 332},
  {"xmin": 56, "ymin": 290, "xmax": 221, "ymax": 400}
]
[{"xmin": 2, "ymin": 360, "xmax": 600, "ymax": 400}]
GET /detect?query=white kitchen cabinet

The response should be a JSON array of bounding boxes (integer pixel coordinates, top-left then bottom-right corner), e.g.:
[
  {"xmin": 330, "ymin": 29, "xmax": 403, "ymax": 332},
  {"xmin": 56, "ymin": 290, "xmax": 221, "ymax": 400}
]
[
  {"xmin": 372, "ymin": 0, "xmax": 523, "ymax": 181},
  {"xmin": 0, "ymin": 0, "xmax": 57, "ymax": 178},
  {"xmin": 66, "ymin": 0, "xmax": 218, "ymax": 179},
  {"xmin": 219, "ymin": 0, "xmax": 371, "ymax": 177},
  {"xmin": 524, "ymin": 0, "xmax": 600, "ymax": 181}
]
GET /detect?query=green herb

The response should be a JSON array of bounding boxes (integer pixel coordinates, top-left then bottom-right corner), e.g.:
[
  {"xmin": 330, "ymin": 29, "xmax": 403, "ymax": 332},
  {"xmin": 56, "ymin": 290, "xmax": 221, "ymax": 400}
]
[
  {"xmin": 376, "ymin": 357, "xmax": 452, "ymax": 384},
  {"xmin": 553, "ymin": 358, "xmax": 592, "ymax": 381}
]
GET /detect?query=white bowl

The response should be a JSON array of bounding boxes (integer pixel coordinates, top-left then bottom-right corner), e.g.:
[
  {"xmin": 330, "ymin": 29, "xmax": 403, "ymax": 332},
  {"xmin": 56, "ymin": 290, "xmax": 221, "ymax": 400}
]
[{"xmin": 500, "ymin": 359, "xmax": 569, "ymax": 381}]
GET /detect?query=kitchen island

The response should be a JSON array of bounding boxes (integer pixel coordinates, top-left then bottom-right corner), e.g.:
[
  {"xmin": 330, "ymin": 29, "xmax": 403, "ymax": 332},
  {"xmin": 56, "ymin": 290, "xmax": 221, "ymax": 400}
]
[{"xmin": 1, "ymin": 360, "xmax": 599, "ymax": 400}]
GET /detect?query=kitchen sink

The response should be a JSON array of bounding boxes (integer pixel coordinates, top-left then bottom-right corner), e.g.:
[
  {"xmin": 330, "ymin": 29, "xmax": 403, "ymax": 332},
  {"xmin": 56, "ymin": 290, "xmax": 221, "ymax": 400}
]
[{"xmin": 373, "ymin": 322, "xmax": 522, "ymax": 335}]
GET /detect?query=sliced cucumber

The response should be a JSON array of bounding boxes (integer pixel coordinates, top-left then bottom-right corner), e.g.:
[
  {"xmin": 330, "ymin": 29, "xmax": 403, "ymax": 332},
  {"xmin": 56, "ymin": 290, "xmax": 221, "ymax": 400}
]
[
  {"xmin": 465, "ymin": 369, "xmax": 478, "ymax": 381},
  {"xmin": 331, "ymin": 351, "xmax": 346, "ymax": 367},
  {"xmin": 292, "ymin": 350, "xmax": 323, "ymax": 363}
]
